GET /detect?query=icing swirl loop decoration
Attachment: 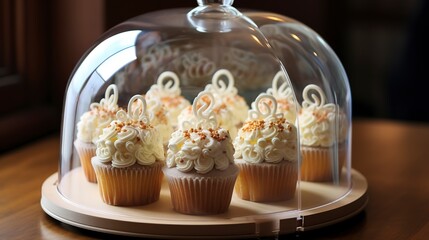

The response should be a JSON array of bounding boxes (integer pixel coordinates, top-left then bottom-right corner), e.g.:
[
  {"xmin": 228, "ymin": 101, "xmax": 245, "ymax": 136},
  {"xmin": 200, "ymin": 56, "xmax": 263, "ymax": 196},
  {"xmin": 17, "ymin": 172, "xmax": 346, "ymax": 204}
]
[
  {"xmin": 182, "ymin": 91, "xmax": 218, "ymax": 130},
  {"xmin": 234, "ymin": 94, "xmax": 298, "ymax": 164},
  {"xmin": 249, "ymin": 94, "xmax": 283, "ymax": 122},
  {"xmin": 204, "ymin": 69, "xmax": 249, "ymax": 127},
  {"xmin": 266, "ymin": 71, "xmax": 297, "ymax": 122},
  {"xmin": 208, "ymin": 69, "xmax": 237, "ymax": 97},
  {"xmin": 299, "ymin": 84, "xmax": 345, "ymax": 147},
  {"xmin": 90, "ymin": 84, "xmax": 119, "ymax": 113},
  {"xmin": 96, "ymin": 95, "xmax": 164, "ymax": 168},
  {"xmin": 166, "ymin": 91, "xmax": 234, "ymax": 174},
  {"xmin": 147, "ymin": 71, "xmax": 181, "ymax": 98},
  {"xmin": 193, "ymin": 91, "xmax": 218, "ymax": 129},
  {"xmin": 116, "ymin": 95, "xmax": 149, "ymax": 124},
  {"xmin": 267, "ymin": 71, "xmax": 293, "ymax": 99}
]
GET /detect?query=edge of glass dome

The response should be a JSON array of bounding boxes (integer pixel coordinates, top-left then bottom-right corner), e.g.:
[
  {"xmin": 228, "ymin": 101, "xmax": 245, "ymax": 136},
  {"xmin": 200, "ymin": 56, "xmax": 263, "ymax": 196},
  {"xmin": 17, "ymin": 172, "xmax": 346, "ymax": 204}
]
[
  {"xmin": 246, "ymin": 11, "xmax": 352, "ymax": 187},
  {"xmin": 59, "ymin": 29, "xmax": 142, "ymax": 181}
]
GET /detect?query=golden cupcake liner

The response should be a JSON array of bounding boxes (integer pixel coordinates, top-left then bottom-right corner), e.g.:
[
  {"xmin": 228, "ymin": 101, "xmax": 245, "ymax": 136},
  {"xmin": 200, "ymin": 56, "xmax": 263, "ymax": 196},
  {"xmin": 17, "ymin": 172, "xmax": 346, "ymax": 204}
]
[
  {"xmin": 163, "ymin": 168, "xmax": 238, "ymax": 215},
  {"xmin": 92, "ymin": 159, "xmax": 164, "ymax": 206},
  {"xmin": 300, "ymin": 146, "xmax": 346, "ymax": 182},
  {"xmin": 74, "ymin": 140, "xmax": 97, "ymax": 183},
  {"xmin": 234, "ymin": 161, "xmax": 298, "ymax": 202}
]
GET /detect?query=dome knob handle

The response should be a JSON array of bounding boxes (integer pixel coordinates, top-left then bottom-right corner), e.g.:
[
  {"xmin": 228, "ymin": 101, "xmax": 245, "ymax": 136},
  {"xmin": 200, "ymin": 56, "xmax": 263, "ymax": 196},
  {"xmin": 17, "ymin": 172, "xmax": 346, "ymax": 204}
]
[{"xmin": 197, "ymin": 0, "xmax": 234, "ymax": 6}]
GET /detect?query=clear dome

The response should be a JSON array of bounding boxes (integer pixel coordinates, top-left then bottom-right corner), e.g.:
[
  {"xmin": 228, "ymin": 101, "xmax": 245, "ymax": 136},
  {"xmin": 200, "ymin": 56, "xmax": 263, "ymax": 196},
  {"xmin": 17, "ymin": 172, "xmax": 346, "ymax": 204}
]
[{"xmin": 55, "ymin": 1, "xmax": 355, "ymax": 237}]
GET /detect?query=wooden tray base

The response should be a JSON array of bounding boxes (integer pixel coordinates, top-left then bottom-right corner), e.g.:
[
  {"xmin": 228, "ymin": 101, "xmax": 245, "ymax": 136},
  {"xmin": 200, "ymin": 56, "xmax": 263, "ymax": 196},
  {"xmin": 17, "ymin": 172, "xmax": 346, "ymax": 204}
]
[{"xmin": 41, "ymin": 168, "xmax": 368, "ymax": 238}]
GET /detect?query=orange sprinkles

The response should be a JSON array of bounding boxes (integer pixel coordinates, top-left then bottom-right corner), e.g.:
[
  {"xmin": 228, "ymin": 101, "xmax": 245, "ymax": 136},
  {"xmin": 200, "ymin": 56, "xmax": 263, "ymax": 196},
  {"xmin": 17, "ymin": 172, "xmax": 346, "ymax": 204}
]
[
  {"xmin": 161, "ymin": 96, "xmax": 183, "ymax": 108},
  {"xmin": 111, "ymin": 119, "xmax": 153, "ymax": 132},
  {"xmin": 241, "ymin": 118, "xmax": 290, "ymax": 132},
  {"xmin": 182, "ymin": 127, "xmax": 228, "ymax": 142},
  {"xmin": 313, "ymin": 110, "xmax": 329, "ymax": 123},
  {"xmin": 89, "ymin": 106, "xmax": 118, "ymax": 118},
  {"xmin": 241, "ymin": 120, "xmax": 265, "ymax": 132}
]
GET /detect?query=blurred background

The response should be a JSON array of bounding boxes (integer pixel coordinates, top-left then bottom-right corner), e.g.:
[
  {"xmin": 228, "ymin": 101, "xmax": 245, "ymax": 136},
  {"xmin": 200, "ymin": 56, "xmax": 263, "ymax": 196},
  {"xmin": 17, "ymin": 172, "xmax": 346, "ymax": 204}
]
[{"xmin": 0, "ymin": 0, "xmax": 427, "ymax": 151}]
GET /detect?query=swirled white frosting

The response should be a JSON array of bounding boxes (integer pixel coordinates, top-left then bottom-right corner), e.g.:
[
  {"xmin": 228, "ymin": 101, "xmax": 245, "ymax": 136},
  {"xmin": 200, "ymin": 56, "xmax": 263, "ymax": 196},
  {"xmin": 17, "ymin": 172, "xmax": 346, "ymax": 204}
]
[
  {"xmin": 266, "ymin": 71, "xmax": 297, "ymax": 122},
  {"xmin": 167, "ymin": 91, "xmax": 235, "ymax": 174},
  {"xmin": 298, "ymin": 84, "xmax": 348, "ymax": 147},
  {"xmin": 166, "ymin": 128, "xmax": 234, "ymax": 174},
  {"xmin": 234, "ymin": 94, "xmax": 298, "ymax": 164},
  {"xmin": 95, "ymin": 95, "xmax": 165, "ymax": 168},
  {"xmin": 77, "ymin": 84, "xmax": 120, "ymax": 144},
  {"xmin": 204, "ymin": 69, "xmax": 249, "ymax": 127},
  {"xmin": 145, "ymin": 71, "xmax": 191, "ymax": 128}
]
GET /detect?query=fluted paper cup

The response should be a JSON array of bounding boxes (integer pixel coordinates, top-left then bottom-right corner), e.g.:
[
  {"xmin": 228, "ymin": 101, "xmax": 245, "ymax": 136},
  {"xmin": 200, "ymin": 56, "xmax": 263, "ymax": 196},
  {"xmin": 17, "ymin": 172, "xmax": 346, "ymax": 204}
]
[
  {"xmin": 91, "ymin": 158, "xmax": 164, "ymax": 206},
  {"xmin": 163, "ymin": 165, "xmax": 238, "ymax": 215},
  {"xmin": 74, "ymin": 139, "xmax": 97, "ymax": 183},
  {"xmin": 234, "ymin": 160, "xmax": 298, "ymax": 202},
  {"xmin": 300, "ymin": 145, "xmax": 346, "ymax": 182}
]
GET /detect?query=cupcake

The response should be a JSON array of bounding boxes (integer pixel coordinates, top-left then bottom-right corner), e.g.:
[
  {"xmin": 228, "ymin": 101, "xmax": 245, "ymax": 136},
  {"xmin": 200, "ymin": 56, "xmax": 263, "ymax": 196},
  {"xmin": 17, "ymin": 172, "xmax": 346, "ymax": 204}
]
[
  {"xmin": 145, "ymin": 71, "xmax": 190, "ymax": 129},
  {"xmin": 91, "ymin": 95, "xmax": 165, "ymax": 206},
  {"xmin": 204, "ymin": 69, "xmax": 249, "ymax": 129},
  {"xmin": 74, "ymin": 84, "xmax": 120, "ymax": 183},
  {"xmin": 265, "ymin": 71, "xmax": 298, "ymax": 123},
  {"xmin": 233, "ymin": 94, "xmax": 298, "ymax": 202},
  {"xmin": 298, "ymin": 84, "xmax": 348, "ymax": 182},
  {"xmin": 164, "ymin": 91, "xmax": 238, "ymax": 215}
]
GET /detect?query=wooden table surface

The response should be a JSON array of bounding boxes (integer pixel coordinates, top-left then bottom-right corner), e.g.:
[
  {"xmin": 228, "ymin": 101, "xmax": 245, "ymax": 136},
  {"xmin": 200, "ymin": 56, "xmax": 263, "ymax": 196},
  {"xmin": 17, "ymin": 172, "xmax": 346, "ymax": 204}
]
[{"xmin": 1, "ymin": 119, "xmax": 428, "ymax": 240}]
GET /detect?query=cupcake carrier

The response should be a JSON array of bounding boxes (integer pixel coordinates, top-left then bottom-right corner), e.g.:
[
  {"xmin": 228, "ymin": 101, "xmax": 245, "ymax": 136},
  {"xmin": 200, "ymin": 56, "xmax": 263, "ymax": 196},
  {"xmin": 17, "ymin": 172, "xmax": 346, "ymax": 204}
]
[{"xmin": 41, "ymin": 0, "xmax": 368, "ymax": 238}]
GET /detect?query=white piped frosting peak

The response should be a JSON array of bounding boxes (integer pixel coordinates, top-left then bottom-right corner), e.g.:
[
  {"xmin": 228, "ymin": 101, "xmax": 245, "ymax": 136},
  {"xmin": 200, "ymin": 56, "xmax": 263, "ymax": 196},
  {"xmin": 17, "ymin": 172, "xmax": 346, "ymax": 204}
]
[
  {"xmin": 95, "ymin": 95, "xmax": 165, "ymax": 168},
  {"xmin": 266, "ymin": 71, "xmax": 297, "ymax": 122},
  {"xmin": 166, "ymin": 91, "xmax": 234, "ymax": 174},
  {"xmin": 234, "ymin": 93, "xmax": 298, "ymax": 164},
  {"xmin": 298, "ymin": 84, "xmax": 348, "ymax": 147}
]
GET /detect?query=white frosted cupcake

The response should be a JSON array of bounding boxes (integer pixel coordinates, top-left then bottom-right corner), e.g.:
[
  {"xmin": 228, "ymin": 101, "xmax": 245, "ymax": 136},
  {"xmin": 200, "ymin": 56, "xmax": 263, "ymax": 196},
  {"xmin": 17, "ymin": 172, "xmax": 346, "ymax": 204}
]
[
  {"xmin": 265, "ymin": 71, "xmax": 298, "ymax": 123},
  {"xmin": 74, "ymin": 84, "xmax": 120, "ymax": 183},
  {"xmin": 145, "ymin": 71, "xmax": 190, "ymax": 129},
  {"xmin": 233, "ymin": 94, "xmax": 298, "ymax": 202},
  {"xmin": 92, "ymin": 95, "xmax": 165, "ymax": 206},
  {"xmin": 298, "ymin": 84, "xmax": 348, "ymax": 182},
  {"xmin": 164, "ymin": 91, "xmax": 238, "ymax": 215}
]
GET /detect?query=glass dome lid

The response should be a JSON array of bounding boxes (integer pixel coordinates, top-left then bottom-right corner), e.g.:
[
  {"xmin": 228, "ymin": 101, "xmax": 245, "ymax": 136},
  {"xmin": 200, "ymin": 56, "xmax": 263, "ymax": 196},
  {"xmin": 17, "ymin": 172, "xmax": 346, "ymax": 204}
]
[{"xmin": 48, "ymin": 1, "xmax": 362, "ymax": 238}]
